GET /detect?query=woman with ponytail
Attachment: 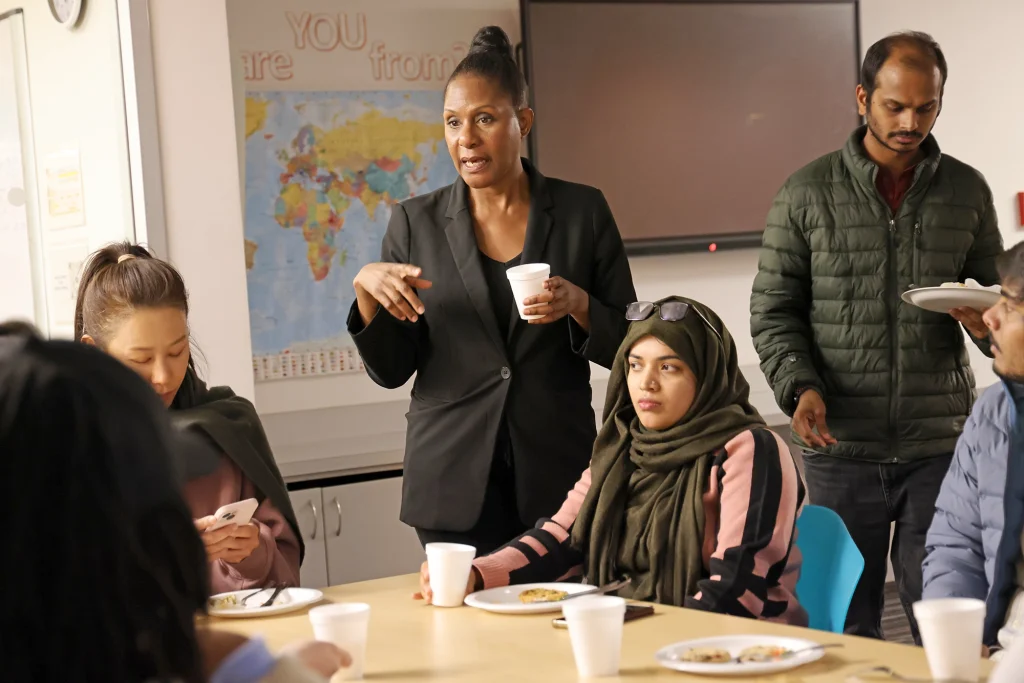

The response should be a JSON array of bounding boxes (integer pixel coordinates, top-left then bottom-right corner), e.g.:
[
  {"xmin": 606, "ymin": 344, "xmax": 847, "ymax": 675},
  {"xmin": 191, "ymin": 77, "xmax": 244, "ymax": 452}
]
[
  {"xmin": 74, "ymin": 242, "xmax": 301, "ymax": 593},
  {"xmin": 350, "ymin": 26, "xmax": 637, "ymax": 553}
]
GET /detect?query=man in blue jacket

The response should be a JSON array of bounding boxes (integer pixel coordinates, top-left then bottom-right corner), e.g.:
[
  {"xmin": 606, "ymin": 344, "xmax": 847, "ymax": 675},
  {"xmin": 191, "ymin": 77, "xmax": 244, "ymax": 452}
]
[{"xmin": 923, "ymin": 240, "xmax": 1024, "ymax": 650}]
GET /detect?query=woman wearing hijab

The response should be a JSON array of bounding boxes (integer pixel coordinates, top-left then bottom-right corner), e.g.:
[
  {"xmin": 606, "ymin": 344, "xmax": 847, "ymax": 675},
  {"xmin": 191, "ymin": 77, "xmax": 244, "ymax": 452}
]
[
  {"xmin": 417, "ymin": 296, "xmax": 807, "ymax": 623},
  {"xmin": 73, "ymin": 241, "xmax": 301, "ymax": 592}
]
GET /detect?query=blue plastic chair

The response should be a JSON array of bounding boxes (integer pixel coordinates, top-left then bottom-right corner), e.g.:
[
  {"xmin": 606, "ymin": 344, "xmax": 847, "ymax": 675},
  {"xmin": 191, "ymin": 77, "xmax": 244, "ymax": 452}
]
[{"xmin": 794, "ymin": 504, "xmax": 865, "ymax": 633}]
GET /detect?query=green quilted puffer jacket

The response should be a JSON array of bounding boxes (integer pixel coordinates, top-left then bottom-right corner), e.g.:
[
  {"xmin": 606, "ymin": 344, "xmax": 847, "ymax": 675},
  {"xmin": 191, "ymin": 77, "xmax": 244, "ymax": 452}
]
[{"xmin": 751, "ymin": 126, "xmax": 1003, "ymax": 462}]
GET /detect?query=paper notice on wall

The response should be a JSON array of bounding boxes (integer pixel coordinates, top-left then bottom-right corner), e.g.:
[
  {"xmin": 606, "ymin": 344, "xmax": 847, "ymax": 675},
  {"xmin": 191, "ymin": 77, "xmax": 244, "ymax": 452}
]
[
  {"xmin": 44, "ymin": 242, "xmax": 88, "ymax": 333},
  {"xmin": 44, "ymin": 149, "xmax": 85, "ymax": 229}
]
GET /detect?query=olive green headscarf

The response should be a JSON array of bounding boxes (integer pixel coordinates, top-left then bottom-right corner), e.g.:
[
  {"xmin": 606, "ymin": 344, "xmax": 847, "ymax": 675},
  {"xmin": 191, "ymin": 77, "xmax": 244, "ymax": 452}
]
[
  {"xmin": 170, "ymin": 366, "xmax": 304, "ymax": 562},
  {"xmin": 571, "ymin": 296, "xmax": 765, "ymax": 605}
]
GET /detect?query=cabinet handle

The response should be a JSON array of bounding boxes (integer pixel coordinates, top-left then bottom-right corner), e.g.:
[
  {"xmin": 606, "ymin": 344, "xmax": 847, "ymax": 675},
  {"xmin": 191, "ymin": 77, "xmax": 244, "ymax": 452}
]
[
  {"xmin": 307, "ymin": 499, "xmax": 318, "ymax": 540},
  {"xmin": 333, "ymin": 497, "xmax": 342, "ymax": 538}
]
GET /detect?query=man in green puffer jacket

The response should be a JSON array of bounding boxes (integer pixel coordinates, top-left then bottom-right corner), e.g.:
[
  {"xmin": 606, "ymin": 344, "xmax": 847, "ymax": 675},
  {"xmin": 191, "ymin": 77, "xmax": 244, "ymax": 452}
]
[{"xmin": 750, "ymin": 31, "xmax": 1003, "ymax": 643}]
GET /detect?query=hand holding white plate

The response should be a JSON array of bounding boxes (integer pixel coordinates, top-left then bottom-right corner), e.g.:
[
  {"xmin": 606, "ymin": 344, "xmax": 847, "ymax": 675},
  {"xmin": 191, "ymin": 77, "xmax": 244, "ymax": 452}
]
[{"xmin": 902, "ymin": 279, "xmax": 1000, "ymax": 314}]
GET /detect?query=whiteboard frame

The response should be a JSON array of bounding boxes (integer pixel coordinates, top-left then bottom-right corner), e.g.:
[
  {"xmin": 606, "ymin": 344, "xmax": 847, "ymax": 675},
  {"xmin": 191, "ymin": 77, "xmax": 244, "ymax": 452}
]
[
  {"xmin": 115, "ymin": 0, "xmax": 168, "ymax": 258},
  {"xmin": 0, "ymin": 8, "xmax": 48, "ymax": 333}
]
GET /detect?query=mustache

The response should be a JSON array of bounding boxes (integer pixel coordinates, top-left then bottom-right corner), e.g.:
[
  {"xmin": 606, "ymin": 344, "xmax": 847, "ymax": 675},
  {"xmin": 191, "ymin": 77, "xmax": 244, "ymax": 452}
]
[{"xmin": 889, "ymin": 131, "xmax": 922, "ymax": 139}]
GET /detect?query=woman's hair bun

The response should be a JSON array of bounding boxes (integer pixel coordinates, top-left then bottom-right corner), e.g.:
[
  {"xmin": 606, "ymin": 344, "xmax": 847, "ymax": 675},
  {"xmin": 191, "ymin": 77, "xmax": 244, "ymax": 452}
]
[{"xmin": 468, "ymin": 25, "xmax": 515, "ymax": 62}]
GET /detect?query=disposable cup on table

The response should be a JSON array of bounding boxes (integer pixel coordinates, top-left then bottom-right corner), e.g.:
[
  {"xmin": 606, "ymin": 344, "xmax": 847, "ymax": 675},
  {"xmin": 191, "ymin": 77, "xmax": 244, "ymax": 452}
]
[
  {"xmin": 309, "ymin": 602, "xmax": 371, "ymax": 680},
  {"xmin": 912, "ymin": 598, "xmax": 985, "ymax": 682},
  {"xmin": 426, "ymin": 542, "xmax": 476, "ymax": 608},
  {"xmin": 561, "ymin": 595, "xmax": 627, "ymax": 678}
]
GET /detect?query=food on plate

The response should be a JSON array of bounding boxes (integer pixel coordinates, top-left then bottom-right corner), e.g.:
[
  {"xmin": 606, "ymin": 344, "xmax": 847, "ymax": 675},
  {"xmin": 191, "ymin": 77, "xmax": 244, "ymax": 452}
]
[
  {"xmin": 737, "ymin": 645, "xmax": 792, "ymax": 662},
  {"xmin": 940, "ymin": 282, "xmax": 968, "ymax": 288},
  {"xmin": 673, "ymin": 647, "xmax": 733, "ymax": 663},
  {"xmin": 208, "ymin": 594, "xmax": 239, "ymax": 610},
  {"xmin": 518, "ymin": 588, "xmax": 569, "ymax": 603}
]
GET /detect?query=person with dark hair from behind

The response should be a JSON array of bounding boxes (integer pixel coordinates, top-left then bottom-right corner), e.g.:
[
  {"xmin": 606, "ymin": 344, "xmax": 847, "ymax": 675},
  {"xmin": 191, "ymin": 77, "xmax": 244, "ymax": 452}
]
[
  {"xmin": 349, "ymin": 26, "xmax": 636, "ymax": 553},
  {"xmin": 74, "ymin": 241, "xmax": 301, "ymax": 593},
  {"xmin": 0, "ymin": 333, "xmax": 349, "ymax": 682},
  {"xmin": 751, "ymin": 31, "xmax": 1003, "ymax": 642},
  {"xmin": 923, "ymin": 240, "xmax": 1024, "ymax": 658},
  {"xmin": 0, "ymin": 319, "xmax": 40, "ymax": 338}
]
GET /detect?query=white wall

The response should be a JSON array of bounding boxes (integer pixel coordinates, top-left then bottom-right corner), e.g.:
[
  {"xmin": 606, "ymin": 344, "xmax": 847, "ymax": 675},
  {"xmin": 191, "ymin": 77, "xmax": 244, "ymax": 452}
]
[
  {"xmin": 147, "ymin": 0, "xmax": 254, "ymax": 399},
  {"xmin": 0, "ymin": 1, "xmax": 135, "ymax": 337}
]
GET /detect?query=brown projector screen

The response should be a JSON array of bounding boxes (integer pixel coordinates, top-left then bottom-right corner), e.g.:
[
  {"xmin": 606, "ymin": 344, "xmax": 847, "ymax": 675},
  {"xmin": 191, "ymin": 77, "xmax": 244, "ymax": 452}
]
[{"xmin": 523, "ymin": 0, "xmax": 860, "ymax": 253}]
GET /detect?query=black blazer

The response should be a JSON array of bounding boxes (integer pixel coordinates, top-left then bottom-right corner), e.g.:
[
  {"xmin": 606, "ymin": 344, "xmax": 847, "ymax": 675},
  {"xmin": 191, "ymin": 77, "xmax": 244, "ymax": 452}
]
[{"xmin": 348, "ymin": 160, "xmax": 636, "ymax": 531}]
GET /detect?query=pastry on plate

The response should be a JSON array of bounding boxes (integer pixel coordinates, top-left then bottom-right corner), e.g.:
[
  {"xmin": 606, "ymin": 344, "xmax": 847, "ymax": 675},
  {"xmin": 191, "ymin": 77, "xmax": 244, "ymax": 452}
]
[
  {"xmin": 675, "ymin": 647, "xmax": 732, "ymax": 663},
  {"xmin": 518, "ymin": 588, "xmax": 569, "ymax": 603},
  {"xmin": 208, "ymin": 594, "xmax": 239, "ymax": 610},
  {"xmin": 737, "ymin": 645, "xmax": 791, "ymax": 663}
]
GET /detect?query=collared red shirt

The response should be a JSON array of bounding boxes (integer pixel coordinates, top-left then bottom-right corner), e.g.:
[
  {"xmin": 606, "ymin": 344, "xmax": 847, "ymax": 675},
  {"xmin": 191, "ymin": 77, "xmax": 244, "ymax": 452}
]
[{"xmin": 875, "ymin": 163, "xmax": 918, "ymax": 213}]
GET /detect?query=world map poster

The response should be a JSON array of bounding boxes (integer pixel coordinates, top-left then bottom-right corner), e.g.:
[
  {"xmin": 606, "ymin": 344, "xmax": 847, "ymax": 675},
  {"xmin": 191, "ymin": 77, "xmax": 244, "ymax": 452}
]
[{"xmin": 243, "ymin": 91, "xmax": 457, "ymax": 380}]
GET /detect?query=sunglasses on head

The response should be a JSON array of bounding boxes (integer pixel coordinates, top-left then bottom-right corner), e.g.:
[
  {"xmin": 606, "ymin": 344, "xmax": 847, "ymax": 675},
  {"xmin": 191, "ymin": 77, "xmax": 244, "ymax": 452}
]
[{"xmin": 625, "ymin": 301, "xmax": 725, "ymax": 346}]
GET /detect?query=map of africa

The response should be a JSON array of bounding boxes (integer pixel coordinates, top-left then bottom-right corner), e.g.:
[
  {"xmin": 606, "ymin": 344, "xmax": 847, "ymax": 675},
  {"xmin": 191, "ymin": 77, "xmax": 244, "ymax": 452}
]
[{"xmin": 243, "ymin": 91, "xmax": 457, "ymax": 371}]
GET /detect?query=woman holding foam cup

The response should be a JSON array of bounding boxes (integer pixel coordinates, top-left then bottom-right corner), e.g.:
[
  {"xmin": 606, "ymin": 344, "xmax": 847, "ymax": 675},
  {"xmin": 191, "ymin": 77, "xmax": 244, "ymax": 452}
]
[{"xmin": 349, "ymin": 26, "xmax": 635, "ymax": 554}]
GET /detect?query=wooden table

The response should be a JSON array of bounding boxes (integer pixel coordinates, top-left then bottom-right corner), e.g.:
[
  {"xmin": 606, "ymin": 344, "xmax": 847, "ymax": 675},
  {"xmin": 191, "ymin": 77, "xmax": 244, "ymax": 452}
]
[{"xmin": 212, "ymin": 575, "xmax": 989, "ymax": 681}]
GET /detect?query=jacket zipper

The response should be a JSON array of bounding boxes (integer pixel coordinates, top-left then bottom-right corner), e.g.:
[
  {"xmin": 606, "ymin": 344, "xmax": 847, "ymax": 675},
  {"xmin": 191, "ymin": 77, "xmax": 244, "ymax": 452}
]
[
  {"xmin": 912, "ymin": 222, "xmax": 922, "ymax": 288},
  {"xmin": 888, "ymin": 216, "xmax": 899, "ymax": 462},
  {"xmin": 878, "ymin": 165, "xmax": 925, "ymax": 464}
]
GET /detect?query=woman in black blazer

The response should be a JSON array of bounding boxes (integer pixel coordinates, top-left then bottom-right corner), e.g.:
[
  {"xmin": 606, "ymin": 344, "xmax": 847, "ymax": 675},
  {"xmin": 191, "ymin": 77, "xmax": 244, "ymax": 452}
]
[{"xmin": 348, "ymin": 26, "xmax": 636, "ymax": 554}]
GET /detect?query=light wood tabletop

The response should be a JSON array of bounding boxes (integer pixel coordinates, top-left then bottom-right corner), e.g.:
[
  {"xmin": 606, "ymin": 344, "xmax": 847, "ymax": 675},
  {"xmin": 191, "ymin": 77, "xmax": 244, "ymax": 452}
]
[{"xmin": 209, "ymin": 574, "xmax": 989, "ymax": 681}]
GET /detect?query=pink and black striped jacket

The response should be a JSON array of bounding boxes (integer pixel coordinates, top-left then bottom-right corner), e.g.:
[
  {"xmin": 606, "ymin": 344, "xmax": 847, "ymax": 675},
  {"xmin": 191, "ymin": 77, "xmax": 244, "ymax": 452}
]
[{"xmin": 473, "ymin": 427, "xmax": 808, "ymax": 625}]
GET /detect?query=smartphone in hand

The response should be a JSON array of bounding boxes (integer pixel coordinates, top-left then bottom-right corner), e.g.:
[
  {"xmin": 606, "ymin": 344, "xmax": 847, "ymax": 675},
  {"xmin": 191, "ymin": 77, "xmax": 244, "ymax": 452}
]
[{"xmin": 207, "ymin": 498, "xmax": 259, "ymax": 531}]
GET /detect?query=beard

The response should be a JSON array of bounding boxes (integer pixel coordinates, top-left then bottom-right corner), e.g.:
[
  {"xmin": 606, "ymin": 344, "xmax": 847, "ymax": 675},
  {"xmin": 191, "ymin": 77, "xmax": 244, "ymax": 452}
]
[
  {"xmin": 994, "ymin": 364, "xmax": 1024, "ymax": 385},
  {"xmin": 865, "ymin": 105, "xmax": 925, "ymax": 156}
]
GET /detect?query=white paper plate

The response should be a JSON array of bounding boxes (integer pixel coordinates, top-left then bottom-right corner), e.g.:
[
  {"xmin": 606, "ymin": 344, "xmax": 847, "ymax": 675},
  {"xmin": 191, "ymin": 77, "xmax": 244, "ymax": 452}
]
[
  {"xmin": 655, "ymin": 635, "xmax": 827, "ymax": 676},
  {"xmin": 207, "ymin": 587, "xmax": 324, "ymax": 618},
  {"xmin": 463, "ymin": 582, "xmax": 594, "ymax": 614},
  {"xmin": 902, "ymin": 283, "xmax": 1000, "ymax": 313}
]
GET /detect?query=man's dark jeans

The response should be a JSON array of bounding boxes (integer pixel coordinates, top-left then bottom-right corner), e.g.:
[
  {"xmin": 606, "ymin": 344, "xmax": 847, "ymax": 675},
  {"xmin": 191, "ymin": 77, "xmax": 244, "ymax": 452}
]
[{"xmin": 801, "ymin": 452, "xmax": 953, "ymax": 644}]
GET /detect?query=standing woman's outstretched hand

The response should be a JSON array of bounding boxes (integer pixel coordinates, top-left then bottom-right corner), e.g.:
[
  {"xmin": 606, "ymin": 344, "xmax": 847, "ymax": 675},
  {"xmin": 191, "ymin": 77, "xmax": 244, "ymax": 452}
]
[{"xmin": 354, "ymin": 263, "xmax": 433, "ymax": 325}]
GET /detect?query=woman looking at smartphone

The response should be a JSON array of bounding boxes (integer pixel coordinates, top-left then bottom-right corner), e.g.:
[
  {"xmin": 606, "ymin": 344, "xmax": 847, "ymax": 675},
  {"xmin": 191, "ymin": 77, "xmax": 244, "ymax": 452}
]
[
  {"xmin": 74, "ymin": 242, "xmax": 301, "ymax": 592},
  {"xmin": 0, "ymin": 333, "xmax": 347, "ymax": 683}
]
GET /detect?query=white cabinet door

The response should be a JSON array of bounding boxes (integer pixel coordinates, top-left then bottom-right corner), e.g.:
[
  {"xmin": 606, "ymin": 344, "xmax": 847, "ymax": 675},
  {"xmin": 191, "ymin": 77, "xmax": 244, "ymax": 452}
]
[
  {"xmin": 323, "ymin": 476, "xmax": 424, "ymax": 585},
  {"xmin": 288, "ymin": 488, "xmax": 329, "ymax": 588}
]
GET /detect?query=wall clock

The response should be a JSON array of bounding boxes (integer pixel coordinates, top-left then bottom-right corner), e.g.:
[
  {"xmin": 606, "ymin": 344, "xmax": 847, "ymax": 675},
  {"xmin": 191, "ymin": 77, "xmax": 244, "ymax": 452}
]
[{"xmin": 48, "ymin": 0, "xmax": 84, "ymax": 29}]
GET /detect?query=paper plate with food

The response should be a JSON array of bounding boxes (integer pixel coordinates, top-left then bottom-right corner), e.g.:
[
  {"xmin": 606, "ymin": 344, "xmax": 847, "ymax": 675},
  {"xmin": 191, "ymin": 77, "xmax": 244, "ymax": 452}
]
[
  {"xmin": 207, "ymin": 587, "xmax": 324, "ymax": 618},
  {"xmin": 655, "ymin": 635, "xmax": 832, "ymax": 676},
  {"xmin": 463, "ymin": 582, "xmax": 595, "ymax": 614},
  {"xmin": 902, "ymin": 278, "xmax": 1000, "ymax": 314}
]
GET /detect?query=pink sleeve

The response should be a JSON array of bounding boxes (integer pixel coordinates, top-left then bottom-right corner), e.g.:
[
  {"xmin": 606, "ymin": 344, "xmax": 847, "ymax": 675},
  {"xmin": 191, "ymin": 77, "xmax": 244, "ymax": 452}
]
[
  {"xmin": 208, "ymin": 479, "xmax": 301, "ymax": 592},
  {"xmin": 473, "ymin": 467, "xmax": 591, "ymax": 589},
  {"xmin": 690, "ymin": 429, "xmax": 801, "ymax": 619}
]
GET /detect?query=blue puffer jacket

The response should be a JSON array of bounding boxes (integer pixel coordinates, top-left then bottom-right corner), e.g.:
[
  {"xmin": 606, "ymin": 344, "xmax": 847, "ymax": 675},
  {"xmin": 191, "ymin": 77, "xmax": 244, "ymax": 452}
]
[{"xmin": 922, "ymin": 380, "xmax": 1024, "ymax": 645}]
